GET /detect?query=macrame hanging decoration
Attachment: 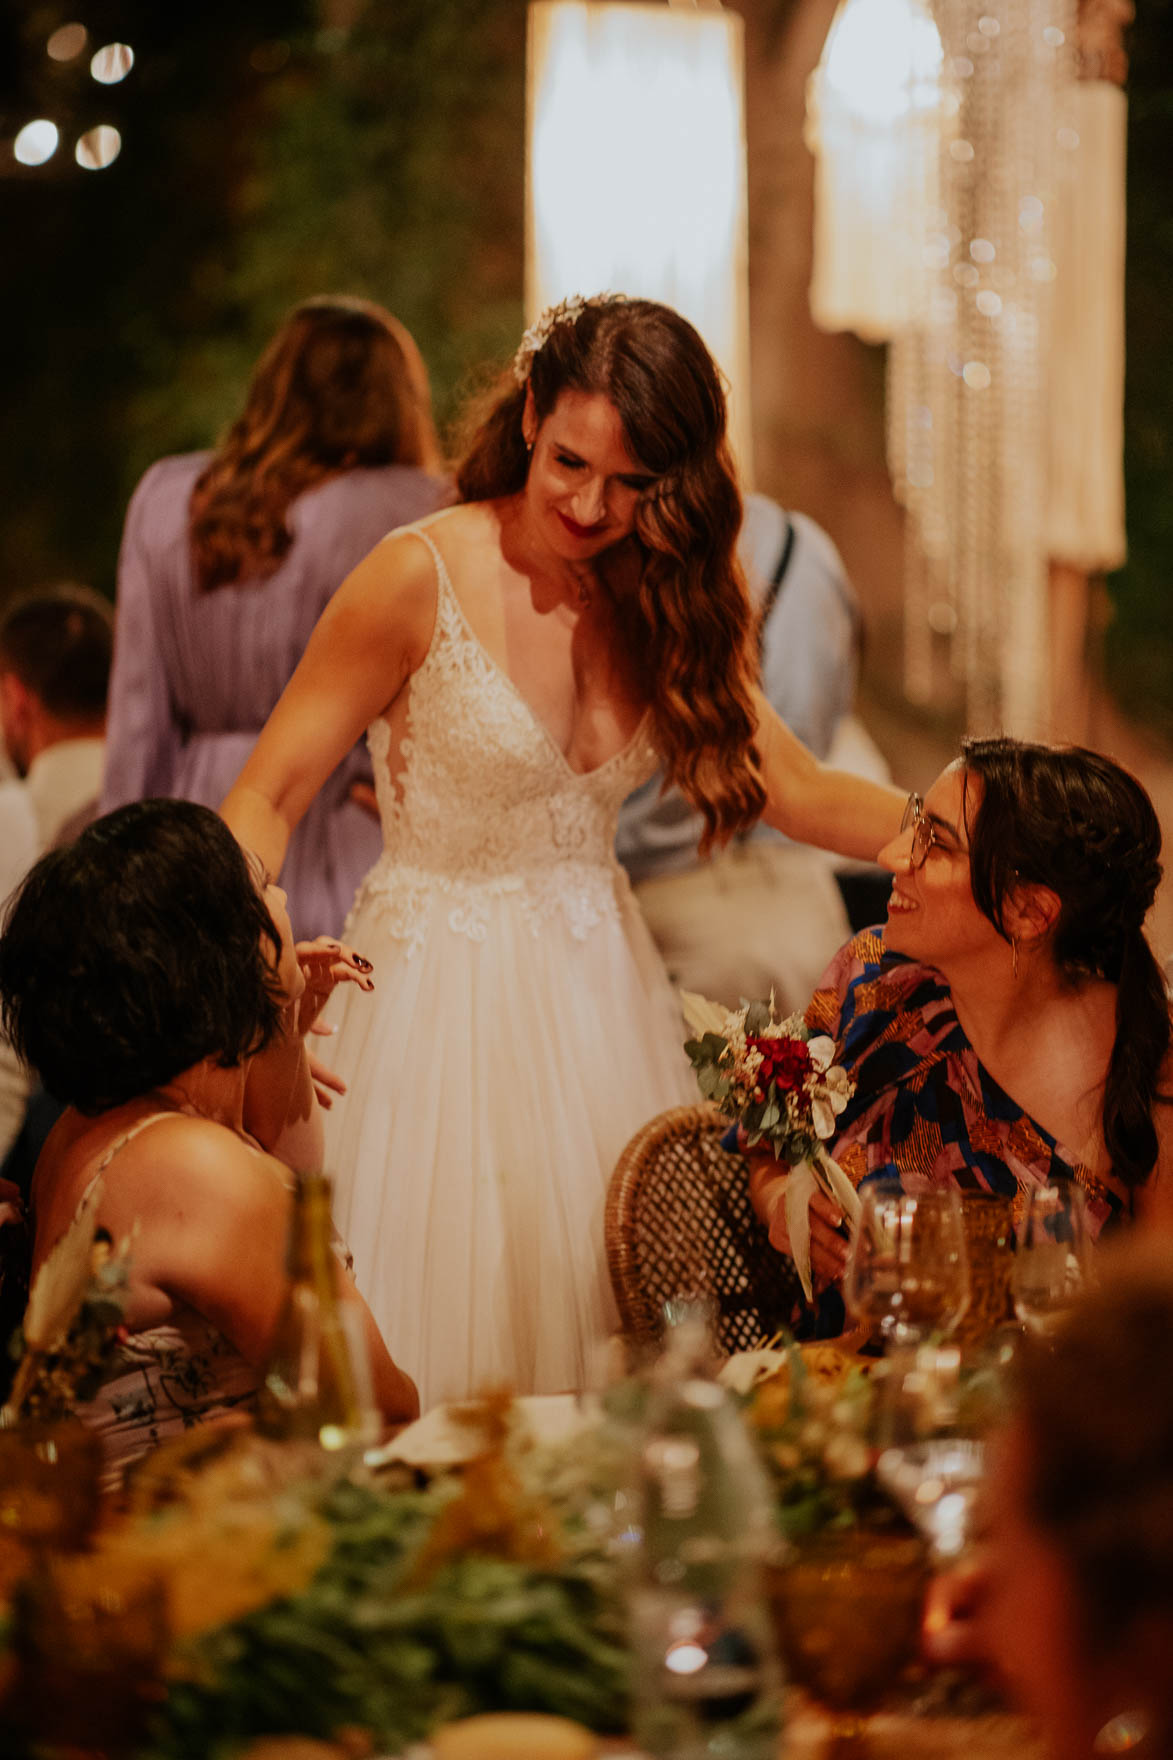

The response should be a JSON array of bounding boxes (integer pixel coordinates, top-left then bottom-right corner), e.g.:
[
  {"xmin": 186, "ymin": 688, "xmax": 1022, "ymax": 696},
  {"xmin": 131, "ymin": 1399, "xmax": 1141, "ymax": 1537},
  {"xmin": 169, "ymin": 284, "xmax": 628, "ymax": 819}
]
[{"xmin": 809, "ymin": 0, "xmax": 1079, "ymax": 735}]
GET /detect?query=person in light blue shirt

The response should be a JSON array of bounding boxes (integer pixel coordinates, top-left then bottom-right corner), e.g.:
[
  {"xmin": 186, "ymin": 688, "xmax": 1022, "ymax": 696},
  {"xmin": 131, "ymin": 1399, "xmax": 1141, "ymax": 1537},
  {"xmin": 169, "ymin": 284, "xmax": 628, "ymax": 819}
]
[{"xmin": 616, "ymin": 491, "xmax": 875, "ymax": 1009}]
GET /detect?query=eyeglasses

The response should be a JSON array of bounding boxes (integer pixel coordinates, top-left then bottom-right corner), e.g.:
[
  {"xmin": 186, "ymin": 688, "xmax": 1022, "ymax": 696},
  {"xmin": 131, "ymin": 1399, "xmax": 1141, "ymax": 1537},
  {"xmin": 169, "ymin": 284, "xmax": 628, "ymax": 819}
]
[{"xmin": 900, "ymin": 791, "xmax": 942, "ymax": 871}]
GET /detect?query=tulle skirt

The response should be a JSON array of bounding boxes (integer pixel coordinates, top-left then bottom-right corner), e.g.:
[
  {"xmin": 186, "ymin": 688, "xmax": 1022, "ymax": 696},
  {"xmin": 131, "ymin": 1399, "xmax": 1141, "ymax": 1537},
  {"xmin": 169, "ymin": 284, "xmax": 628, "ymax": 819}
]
[{"xmin": 322, "ymin": 875, "xmax": 695, "ymax": 1409}]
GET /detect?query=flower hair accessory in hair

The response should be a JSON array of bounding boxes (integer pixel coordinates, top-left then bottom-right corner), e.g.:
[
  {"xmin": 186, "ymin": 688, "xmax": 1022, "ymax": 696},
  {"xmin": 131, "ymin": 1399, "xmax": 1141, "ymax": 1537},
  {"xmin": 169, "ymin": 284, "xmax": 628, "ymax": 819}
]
[{"xmin": 511, "ymin": 292, "xmax": 626, "ymax": 387}]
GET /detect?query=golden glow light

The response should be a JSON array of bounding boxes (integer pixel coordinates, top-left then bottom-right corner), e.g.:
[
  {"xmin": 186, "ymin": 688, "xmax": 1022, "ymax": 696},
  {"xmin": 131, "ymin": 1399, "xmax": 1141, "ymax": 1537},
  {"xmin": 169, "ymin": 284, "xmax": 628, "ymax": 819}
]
[
  {"xmin": 14, "ymin": 120, "xmax": 59, "ymax": 166},
  {"xmin": 526, "ymin": 2, "xmax": 753, "ymax": 478},
  {"xmin": 90, "ymin": 43, "xmax": 135, "ymax": 85},
  {"xmin": 819, "ymin": 0, "xmax": 942, "ymax": 125},
  {"xmin": 47, "ymin": 23, "xmax": 88, "ymax": 62},
  {"xmin": 807, "ymin": 0, "xmax": 945, "ymax": 340},
  {"xmin": 76, "ymin": 125, "xmax": 122, "ymax": 170}
]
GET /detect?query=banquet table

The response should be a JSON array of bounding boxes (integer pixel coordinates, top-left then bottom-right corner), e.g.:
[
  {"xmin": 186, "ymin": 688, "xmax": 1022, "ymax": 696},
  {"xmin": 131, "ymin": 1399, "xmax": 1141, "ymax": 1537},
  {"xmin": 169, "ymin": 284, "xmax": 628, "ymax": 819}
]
[{"xmin": 378, "ymin": 1398, "xmax": 1043, "ymax": 1760}]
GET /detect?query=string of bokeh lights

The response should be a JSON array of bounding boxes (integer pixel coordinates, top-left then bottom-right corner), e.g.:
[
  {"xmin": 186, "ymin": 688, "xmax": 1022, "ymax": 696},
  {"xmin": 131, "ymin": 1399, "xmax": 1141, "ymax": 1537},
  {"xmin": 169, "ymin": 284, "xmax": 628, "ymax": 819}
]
[{"xmin": 13, "ymin": 23, "xmax": 133, "ymax": 172}]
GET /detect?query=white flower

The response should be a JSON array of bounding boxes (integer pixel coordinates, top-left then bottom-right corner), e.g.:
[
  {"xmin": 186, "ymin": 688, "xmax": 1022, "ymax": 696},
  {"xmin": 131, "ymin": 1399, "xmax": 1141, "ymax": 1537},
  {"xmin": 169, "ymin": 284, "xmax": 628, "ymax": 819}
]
[
  {"xmin": 823, "ymin": 1066, "xmax": 853, "ymax": 1112},
  {"xmin": 717, "ymin": 1348, "xmax": 790, "ymax": 1395},
  {"xmin": 810, "ymin": 1095, "xmax": 838, "ymax": 1140},
  {"xmin": 806, "ymin": 1034, "xmax": 837, "ymax": 1072}
]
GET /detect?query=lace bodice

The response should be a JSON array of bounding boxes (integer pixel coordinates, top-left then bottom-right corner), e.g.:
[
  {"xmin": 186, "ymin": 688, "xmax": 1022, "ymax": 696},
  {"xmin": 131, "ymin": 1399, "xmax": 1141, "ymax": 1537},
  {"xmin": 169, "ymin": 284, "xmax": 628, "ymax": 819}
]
[{"xmin": 350, "ymin": 517, "xmax": 658, "ymax": 954}]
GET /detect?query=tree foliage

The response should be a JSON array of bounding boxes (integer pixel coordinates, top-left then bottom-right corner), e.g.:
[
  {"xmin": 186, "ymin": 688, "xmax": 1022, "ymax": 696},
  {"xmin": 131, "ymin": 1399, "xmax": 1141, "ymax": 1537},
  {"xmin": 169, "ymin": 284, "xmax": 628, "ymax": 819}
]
[
  {"xmin": 1103, "ymin": 0, "xmax": 1173, "ymax": 737},
  {"xmin": 0, "ymin": 0, "xmax": 524, "ymax": 600}
]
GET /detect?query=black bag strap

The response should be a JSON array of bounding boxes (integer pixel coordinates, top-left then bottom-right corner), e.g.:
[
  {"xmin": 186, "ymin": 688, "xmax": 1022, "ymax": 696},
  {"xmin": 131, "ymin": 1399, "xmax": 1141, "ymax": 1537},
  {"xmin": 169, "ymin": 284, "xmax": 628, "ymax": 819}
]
[{"xmin": 757, "ymin": 513, "xmax": 795, "ymax": 658}]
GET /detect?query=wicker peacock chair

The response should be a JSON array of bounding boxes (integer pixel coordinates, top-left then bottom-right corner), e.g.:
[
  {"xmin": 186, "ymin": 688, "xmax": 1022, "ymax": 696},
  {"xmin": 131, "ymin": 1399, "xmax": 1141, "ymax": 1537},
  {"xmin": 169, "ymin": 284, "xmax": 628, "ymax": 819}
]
[{"xmin": 604, "ymin": 1103, "xmax": 803, "ymax": 1358}]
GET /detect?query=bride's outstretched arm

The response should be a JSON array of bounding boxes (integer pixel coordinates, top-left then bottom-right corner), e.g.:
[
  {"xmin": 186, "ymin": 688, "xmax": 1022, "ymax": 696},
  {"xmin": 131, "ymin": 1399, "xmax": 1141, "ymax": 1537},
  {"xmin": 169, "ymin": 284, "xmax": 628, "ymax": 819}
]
[
  {"xmin": 221, "ymin": 531, "xmax": 438, "ymax": 876},
  {"xmin": 754, "ymin": 690, "xmax": 906, "ymax": 861}
]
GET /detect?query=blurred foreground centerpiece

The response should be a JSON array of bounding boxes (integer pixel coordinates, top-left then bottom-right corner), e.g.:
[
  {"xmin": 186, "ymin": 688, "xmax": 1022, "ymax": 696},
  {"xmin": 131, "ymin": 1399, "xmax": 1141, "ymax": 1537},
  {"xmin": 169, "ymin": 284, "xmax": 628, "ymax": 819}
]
[
  {"xmin": 256, "ymin": 1172, "xmax": 379, "ymax": 1457},
  {"xmin": 631, "ymin": 1313, "xmax": 782, "ymax": 1758},
  {"xmin": 728, "ymin": 1344, "xmax": 929, "ymax": 1722}
]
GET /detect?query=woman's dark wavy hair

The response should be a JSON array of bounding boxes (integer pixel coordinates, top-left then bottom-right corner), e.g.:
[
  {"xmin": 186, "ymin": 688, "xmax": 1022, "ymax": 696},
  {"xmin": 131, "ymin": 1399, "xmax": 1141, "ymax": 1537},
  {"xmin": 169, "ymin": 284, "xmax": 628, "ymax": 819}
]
[
  {"xmin": 456, "ymin": 296, "xmax": 764, "ymax": 851},
  {"xmin": 0, "ymin": 799, "xmax": 285, "ymax": 1114},
  {"xmin": 961, "ymin": 735, "xmax": 1169, "ymax": 1194},
  {"xmin": 190, "ymin": 296, "xmax": 440, "ymax": 591}
]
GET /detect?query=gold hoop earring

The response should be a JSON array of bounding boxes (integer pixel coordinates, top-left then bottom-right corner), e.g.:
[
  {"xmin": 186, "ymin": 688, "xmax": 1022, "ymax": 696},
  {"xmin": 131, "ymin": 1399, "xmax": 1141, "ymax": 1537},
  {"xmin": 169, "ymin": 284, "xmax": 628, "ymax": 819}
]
[{"xmin": 1012, "ymin": 937, "xmax": 1020, "ymax": 979}]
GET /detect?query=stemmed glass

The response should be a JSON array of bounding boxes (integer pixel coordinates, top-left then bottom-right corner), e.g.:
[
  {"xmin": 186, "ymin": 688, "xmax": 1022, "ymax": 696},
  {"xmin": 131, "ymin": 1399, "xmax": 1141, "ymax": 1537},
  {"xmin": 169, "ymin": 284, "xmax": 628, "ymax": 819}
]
[
  {"xmin": 845, "ymin": 1184, "xmax": 979, "ymax": 1562},
  {"xmin": 844, "ymin": 1184, "xmax": 971, "ymax": 1350},
  {"xmin": 872, "ymin": 1348, "xmax": 987, "ymax": 1562},
  {"xmin": 1011, "ymin": 1177, "xmax": 1091, "ymax": 1338}
]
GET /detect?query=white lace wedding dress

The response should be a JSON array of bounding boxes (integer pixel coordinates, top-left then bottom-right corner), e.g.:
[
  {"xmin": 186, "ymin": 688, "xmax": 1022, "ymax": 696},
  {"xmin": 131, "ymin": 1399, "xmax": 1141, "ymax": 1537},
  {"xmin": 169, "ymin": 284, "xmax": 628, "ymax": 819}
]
[{"xmin": 323, "ymin": 515, "xmax": 695, "ymax": 1408}]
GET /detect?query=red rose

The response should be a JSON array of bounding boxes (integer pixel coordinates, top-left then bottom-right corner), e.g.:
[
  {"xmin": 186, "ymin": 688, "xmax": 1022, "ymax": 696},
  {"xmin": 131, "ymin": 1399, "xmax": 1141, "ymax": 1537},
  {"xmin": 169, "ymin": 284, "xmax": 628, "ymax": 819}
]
[{"xmin": 749, "ymin": 1033, "xmax": 812, "ymax": 1094}]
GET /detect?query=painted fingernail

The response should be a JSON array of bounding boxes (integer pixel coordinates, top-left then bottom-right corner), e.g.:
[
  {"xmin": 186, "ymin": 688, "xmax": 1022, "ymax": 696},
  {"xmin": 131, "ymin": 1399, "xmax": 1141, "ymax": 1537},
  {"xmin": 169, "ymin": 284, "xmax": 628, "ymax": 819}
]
[{"xmin": 353, "ymin": 955, "xmax": 373, "ymax": 972}]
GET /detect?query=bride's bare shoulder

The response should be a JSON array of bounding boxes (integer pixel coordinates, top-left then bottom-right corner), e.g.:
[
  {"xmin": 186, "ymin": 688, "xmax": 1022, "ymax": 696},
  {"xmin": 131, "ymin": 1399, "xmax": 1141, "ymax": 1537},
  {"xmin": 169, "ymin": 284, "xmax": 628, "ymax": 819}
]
[{"xmin": 366, "ymin": 503, "xmax": 498, "ymax": 589}]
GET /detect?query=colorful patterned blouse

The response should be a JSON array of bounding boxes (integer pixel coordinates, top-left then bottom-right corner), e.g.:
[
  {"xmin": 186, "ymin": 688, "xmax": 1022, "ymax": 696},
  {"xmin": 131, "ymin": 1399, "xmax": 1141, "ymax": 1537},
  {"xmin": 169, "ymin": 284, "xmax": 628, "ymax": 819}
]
[{"xmin": 806, "ymin": 929, "xmax": 1127, "ymax": 1235}]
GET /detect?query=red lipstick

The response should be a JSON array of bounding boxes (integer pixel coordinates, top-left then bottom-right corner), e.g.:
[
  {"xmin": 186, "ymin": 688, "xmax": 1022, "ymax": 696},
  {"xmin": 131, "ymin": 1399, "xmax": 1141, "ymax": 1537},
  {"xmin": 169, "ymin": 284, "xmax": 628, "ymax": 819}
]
[{"xmin": 558, "ymin": 512, "xmax": 605, "ymax": 541}]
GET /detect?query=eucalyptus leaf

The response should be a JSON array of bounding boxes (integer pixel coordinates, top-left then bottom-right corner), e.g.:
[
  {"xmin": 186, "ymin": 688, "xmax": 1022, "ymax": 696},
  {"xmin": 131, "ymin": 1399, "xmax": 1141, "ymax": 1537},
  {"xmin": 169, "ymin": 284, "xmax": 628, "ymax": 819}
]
[
  {"xmin": 784, "ymin": 1159, "xmax": 820, "ymax": 1302},
  {"xmin": 814, "ymin": 1148, "xmax": 862, "ymax": 1234}
]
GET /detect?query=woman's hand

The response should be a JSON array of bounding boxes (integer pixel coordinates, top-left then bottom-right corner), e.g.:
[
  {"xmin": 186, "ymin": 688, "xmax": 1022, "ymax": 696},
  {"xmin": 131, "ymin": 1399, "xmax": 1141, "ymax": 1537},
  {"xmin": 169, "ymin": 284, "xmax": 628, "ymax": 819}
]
[
  {"xmin": 305, "ymin": 1049, "xmax": 347, "ymax": 1112},
  {"xmin": 747, "ymin": 1147, "xmax": 849, "ymax": 1287},
  {"xmin": 922, "ymin": 1553, "xmax": 989, "ymax": 1667},
  {"xmin": 291, "ymin": 938, "xmax": 374, "ymax": 1039}
]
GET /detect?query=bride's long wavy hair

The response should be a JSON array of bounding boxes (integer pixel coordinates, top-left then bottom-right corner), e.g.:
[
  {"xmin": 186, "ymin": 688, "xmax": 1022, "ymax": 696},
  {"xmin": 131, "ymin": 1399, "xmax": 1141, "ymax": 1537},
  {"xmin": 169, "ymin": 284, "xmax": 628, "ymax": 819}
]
[
  {"xmin": 190, "ymin": 297, "xmax": 441, "ymax": 592},
  {"xmin": 456, "ymin": 297, "xmax": 764, "ymax": 850}
]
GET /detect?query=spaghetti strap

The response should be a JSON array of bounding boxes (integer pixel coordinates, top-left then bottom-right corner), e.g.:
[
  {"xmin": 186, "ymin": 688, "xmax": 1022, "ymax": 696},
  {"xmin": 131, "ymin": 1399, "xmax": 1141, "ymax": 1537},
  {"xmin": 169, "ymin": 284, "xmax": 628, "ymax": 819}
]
[
  {"xmin": 75, "ymin": 1111, "xmax": 181, "ymax": 1215},
  {"xmin": 402, "ymin": 522, "xmax": 454, "ymax": 605},
  {"xmin": 406, "ymin": 522, "xmax": 443, "ymax": 569}
]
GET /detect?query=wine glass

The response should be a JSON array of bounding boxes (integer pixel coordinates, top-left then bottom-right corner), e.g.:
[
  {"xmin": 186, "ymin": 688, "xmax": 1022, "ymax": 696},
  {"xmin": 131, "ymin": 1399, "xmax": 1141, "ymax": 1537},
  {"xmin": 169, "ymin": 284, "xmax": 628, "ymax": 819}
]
[
  {"xmin": 1011, "ymin": 1178, "xmax": 1091, "ymax": 1338},
  {"xmin": 844, "ymin": 1184, "xmax": 971, "ymax": 1349},
  {"xmin": 873, "ymin": 1345, "xmax": 987, "ymax": 1562}
]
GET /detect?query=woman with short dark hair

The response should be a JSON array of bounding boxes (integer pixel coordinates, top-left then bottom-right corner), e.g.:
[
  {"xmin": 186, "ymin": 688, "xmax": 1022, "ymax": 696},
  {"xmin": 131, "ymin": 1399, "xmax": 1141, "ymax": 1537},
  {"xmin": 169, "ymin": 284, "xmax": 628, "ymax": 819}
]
[{"xmin": 0, "ymin": 799, "xmax": 417, "ymax": 1487}]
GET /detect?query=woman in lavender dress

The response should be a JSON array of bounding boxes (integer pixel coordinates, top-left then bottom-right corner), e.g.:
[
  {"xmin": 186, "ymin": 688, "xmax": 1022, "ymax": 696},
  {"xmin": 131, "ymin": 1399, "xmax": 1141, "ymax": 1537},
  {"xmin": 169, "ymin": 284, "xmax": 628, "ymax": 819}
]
[{"xmin": 101, "ymin": 297, "xmax": 447, "ymax": 939}]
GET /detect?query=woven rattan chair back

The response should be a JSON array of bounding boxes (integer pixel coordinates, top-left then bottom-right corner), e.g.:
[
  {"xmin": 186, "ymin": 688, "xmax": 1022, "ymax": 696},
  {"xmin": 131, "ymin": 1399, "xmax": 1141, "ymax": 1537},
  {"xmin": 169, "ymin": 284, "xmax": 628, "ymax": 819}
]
[{"xmin": 605, "ymin": 1103, "xmax": 803, "ymax": 1358}]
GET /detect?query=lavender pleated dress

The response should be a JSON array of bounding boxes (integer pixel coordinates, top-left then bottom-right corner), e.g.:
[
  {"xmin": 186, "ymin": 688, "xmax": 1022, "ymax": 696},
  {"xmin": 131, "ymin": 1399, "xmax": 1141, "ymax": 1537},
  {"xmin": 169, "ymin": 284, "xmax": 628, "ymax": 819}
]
[{"xmin": 101, "ymin": 451, "xmax": 446, "ymax": 939}]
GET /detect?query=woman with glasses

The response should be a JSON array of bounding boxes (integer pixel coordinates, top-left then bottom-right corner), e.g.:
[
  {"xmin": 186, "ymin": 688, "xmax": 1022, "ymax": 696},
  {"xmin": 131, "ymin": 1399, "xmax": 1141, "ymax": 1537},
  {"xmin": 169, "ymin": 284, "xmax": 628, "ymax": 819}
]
[{"xmin": 748, "ymin": 736, "xmax": 1173, "ymax": 1309}]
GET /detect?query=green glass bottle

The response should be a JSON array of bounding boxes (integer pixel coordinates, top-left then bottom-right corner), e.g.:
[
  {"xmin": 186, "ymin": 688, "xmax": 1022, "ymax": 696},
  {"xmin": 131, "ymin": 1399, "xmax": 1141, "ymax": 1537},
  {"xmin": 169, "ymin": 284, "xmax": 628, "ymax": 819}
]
[{"xmin": 257, "ymin": 1173, "xmax": 377, "ymax": 1454}]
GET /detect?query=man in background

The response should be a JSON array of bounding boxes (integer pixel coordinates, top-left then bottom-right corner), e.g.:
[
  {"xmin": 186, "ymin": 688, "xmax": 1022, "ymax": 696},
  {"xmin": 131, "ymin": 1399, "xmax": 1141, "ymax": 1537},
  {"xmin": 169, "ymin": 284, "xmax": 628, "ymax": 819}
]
[
  {"xmin": 617, "ymin": 492, "xmax": 888, "ymax": 1011},
  {"xmin": 0, "ymin": 586, "xmax": 113, "ymax": 1159},
  {"xmin": 0, "ymin": 587, "xmax": 113, "ymax": 1385}
]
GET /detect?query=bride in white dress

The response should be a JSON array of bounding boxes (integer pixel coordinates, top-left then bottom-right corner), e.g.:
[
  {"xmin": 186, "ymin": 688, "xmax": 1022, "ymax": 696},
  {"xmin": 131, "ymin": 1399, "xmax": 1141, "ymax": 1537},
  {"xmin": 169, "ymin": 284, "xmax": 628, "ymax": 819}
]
[{"xmin": 222, "ymin": 295, "xmax": 904, "ymax": 1407}]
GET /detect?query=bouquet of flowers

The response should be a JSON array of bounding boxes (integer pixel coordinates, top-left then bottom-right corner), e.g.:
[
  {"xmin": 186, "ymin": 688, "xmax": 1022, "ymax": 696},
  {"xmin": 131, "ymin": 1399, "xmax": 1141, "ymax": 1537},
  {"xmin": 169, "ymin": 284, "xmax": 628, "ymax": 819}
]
[{"xmin": 682, "ymin": 992, "xmax": 861, "ymax": 1301}]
